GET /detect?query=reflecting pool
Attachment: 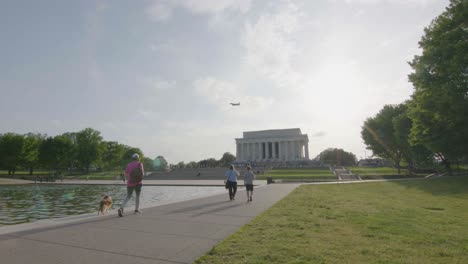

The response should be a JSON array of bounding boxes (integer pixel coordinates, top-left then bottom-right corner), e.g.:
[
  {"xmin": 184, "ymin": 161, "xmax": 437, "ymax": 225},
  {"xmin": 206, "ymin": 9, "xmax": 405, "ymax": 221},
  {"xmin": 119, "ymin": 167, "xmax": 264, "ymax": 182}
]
[{"xmin": 0, "ymin": 185, "xmax": 224, "ymax": 225}]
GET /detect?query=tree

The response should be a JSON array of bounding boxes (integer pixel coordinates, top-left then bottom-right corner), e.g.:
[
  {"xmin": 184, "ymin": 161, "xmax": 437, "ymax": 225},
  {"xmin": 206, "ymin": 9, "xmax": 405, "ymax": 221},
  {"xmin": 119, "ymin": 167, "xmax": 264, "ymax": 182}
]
[
  {"xmin": 177, "ymin": 161, "xmax": 185, "ymax": 168},
  {"xmin": 101, "ymin": 141, "xmax": 125, "ymax": 170},
  {"xmin": 20, "ymin": 133, "xmax": 45, "ymax": 175},
  {"xmin": 392, "ymin": 104, "xmax": 435, "ymax": 173},
  {"xmin": 362, "ymin": 105, "xmax": 406, "ymax": 172},
  {"xmin": 38, "ymin": 135, "xmax": 75, "ymax": 171},
  {"xmin": 408, "ymin": 0, "xmax": 468, "ymax": 170},
  {"xmin": 219, "ymin": 152, "xmax": 236, "ymax": 167},
  {"xmin": 186, "ymin": 161, "xmax": 198, "ymax": 168},
  {"xmin": 317, "ymin": 148, "xmax": 357, "ymax": 166},
  {"xmin": 0, "ymin": 133, "xmax": 24, "ymax": 175},
  {"xmin": 198, "ymin": 158, "xmax": 218, "ymax": 168},
  {"xmin": 153, "ymin": 156, "xmax": 168, "ymax": 170},
  {"xmin": 119, "ymin": 146, "xmax": 144, "ymax": 170},
  {"xmin": 142, "ymin": 157, "xmax": 155, "ymax": 171},
  {"xmin": 75, "ymin": 128, "xmax": 103, "ymax": 172}
]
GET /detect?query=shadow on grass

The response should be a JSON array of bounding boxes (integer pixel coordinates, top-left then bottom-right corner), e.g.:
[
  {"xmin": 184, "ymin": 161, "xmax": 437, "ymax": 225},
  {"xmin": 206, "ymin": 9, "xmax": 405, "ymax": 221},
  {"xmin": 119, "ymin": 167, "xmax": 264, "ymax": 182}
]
[{"xmin": 393, "ymin": 176, "xmax": 468, "ymax": 196}]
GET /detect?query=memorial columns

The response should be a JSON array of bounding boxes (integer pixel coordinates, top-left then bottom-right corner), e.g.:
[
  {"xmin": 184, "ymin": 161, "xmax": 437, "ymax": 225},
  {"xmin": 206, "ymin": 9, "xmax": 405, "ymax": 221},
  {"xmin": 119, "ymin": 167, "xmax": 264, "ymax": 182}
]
[
  {"xmin": 272, "ymin": 141, "xmax": 277, "ymax": 160},
  {"xmin": 295, "ymin": 141, "xmax": 299, "ymax": 160}
]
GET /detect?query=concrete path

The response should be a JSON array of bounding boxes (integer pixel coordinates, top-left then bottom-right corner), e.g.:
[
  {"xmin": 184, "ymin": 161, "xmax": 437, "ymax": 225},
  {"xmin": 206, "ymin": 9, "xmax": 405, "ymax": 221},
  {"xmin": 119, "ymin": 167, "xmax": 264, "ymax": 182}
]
[
  {"xmin": 0, "ymin": 184, "xmax": 298, "ymax": 264},
  {"xmin": 0, "ymin": 178, "xmax": 33, "ymax": 185},
  {"xmin": 44, "ymin": 179, "xmax": 268, "ymax": 187}
]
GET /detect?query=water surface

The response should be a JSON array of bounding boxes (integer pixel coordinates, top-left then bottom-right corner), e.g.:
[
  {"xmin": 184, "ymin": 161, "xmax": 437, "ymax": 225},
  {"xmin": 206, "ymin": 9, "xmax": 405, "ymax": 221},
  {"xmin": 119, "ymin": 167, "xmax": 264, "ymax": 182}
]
[{"xmin": 0, "ymin": 184, "xmax": 224, "ymax": 225}]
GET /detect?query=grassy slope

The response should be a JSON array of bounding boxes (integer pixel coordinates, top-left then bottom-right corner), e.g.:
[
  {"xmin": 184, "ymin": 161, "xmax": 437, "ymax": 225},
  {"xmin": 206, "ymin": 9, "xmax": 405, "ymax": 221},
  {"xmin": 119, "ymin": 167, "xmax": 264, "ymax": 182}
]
[
  {"xmin": 196, "ymin": 177, "xmax": 468, "ymax": 263},
  {"xmin": 348, "ymin": 166, "xmax": 409, "ymax": 175},
  {"xmin": 261, "ymin": 169, "xmax": 335, "ymax": 180}
]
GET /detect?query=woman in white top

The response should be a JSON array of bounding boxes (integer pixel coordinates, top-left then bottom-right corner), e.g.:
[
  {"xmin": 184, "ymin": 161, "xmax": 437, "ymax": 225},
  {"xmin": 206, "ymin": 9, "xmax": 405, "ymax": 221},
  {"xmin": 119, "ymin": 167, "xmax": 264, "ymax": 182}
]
[{"xmin": 224, "ymin": 165, "xmax": 239, "ymax": 200}]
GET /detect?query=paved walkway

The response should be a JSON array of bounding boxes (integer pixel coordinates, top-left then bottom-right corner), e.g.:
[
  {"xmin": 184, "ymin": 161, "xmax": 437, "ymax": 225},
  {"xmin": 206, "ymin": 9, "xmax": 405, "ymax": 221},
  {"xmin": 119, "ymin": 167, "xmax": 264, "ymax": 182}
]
[
  {"xmin": 0, "ymin": 184, "xmax": 299, "ymax": 264},
  {"xmin": 0, "ymin": 178, "xmax": 33, "ymax": 185},
  {"xmin": 44, "ymin": 179, "xmax": 268, "ymax": 186}
]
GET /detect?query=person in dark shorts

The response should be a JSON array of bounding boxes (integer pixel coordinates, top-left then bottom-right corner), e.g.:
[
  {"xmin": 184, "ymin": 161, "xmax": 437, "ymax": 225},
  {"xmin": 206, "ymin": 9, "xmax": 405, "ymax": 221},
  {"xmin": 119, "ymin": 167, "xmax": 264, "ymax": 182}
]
[
  {"xmin": 244, "ymin": 165, "xmax": 255, "ymax": 202},
  {"xmin": 224, "ymin": 165, "xmax": 239, "ymax": 200}
]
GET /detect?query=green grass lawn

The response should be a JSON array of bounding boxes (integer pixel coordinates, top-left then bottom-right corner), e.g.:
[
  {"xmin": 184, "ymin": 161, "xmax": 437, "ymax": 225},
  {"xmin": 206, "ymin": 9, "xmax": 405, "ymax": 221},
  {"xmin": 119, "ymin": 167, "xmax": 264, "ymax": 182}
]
[
  {"xmin": 196, "ymin": 177, "xmax": 468, "ymax": 263},
  {"xmin": 348, "ymin": 166, "xmax": 409, "ymax": 175},
  {"xmin": 64, "ymin": 171, "xmax": 122, "ymax": 180},
  {"xmin": 260, "ymin": 168, "xmax": 335, "ymax": 180},
  {"xmin": 0, "ymin": 170, "xmax": 50, "ymax": 176}
]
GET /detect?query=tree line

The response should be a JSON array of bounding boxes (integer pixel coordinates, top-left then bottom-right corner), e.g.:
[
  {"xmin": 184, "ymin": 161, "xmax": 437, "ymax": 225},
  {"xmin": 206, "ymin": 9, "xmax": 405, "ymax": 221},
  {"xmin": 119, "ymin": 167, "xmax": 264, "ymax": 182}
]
[
  {"xmin": 0, "ymin": 127, "xmax": 239, "ymax": 176},
  {"xmin": 361, "ymin": 0, "xmax": 467, "ymax": 174},
  {"xmin": 0, "ymin": 128, "xmax": 152, "ymax": 176},
  {"xmin": 166, "ymin": 152, "xmax": 237, "ymax": 170}
]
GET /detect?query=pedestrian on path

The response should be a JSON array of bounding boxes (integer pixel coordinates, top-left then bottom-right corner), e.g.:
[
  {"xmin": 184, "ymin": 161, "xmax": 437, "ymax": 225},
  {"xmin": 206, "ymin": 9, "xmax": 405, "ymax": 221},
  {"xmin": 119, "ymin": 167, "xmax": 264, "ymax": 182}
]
[
  {"xmin": 118, "ymin": 153, "xmax": 144, "ymax": 217},
  {"xmin": 224, "ymin": 165, "xmax": 239, "ymax": 201},
  {"xmin": 244, "ymin": 165, "xmax": 255, "ymax": 202}
]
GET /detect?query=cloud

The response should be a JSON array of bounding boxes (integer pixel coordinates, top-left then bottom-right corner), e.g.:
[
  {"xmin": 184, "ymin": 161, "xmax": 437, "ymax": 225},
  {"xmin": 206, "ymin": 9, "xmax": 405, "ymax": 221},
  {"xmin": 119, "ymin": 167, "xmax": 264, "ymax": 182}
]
[
  {"xmin": 136, "ymin": 109, "xmax": 162, "ymax": 121},
  {"xmin": 180, "ymin": 0, "xmax": 251, "ymax": 15},
  {"xmin": 242, "ymin": 0, "xmax": 303, "ymax": 88},
  {"xmin": 139, "ymin": 76, "xmax": 176, "ymax": 91},
  {"xmin": 152, "ymin": 79, "xmax": 176, "ymax": 91},
  {"xmin": 312, "ymin": 131, "xmax": 327, "ymax": 137},
  {"xmin": 194, "ymin": 77, "xmax": 238, "ymax": 106},
  {"xmin": 343, "ymin": 0, "xmax": 439, "ymax": 5},
  {"xmin": 147, "ymin": 0, "xmax": 252, "ymax": 21},
  {"xmin": 193, "ymin": 77, "xmax": 273, "ymax": 112},
  {"xmin": 149, "ymin": 40, "xmax": 176, "ymax": 52},
  {"xmin": 147, "ymin": 2, "xmax": 173, "ymax": 21}
]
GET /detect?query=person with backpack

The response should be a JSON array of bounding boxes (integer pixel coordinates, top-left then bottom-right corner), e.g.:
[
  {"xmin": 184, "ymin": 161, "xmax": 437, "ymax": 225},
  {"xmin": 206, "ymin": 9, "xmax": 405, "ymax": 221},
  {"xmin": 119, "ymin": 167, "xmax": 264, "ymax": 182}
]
[{"xmin": 118, "ymin": 153, "xmax": 144, "ymax": 217}]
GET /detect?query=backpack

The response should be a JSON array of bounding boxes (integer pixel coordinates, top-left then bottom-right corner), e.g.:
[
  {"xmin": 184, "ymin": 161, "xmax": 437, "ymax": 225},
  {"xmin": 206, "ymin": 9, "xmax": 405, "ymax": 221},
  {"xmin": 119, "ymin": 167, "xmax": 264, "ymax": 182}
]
[{"xmin": 129, "ymin": 163, "xmax": 143, "ymax": 184}]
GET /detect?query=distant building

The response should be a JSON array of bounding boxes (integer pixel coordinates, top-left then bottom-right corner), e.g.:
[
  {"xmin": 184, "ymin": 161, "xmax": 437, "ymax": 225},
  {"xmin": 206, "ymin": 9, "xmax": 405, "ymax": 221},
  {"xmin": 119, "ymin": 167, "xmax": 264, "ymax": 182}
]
[{"xmin": 235, "ymin": 128, "xmax": 309, "ymax": 162}]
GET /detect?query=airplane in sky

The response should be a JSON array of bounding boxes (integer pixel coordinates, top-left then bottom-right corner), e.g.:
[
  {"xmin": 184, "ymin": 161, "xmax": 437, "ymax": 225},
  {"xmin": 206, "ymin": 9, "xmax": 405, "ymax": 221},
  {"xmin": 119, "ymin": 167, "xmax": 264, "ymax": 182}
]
[{"xmin": 230, "ymin": 102, "xmax": 240, "ymax": 106}]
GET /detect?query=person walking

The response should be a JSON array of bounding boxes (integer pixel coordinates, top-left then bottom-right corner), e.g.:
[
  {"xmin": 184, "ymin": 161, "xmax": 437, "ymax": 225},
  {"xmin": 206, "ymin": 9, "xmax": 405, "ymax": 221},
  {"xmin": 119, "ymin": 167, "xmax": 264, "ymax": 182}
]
[
  {"xmin": 224, "ymin": 165, "xmax": 239, "ymax": 201},
  {"xmin": 118, "ymin": 153, "xmax": 144, "ymax": 217},
  {"xmin": 244, "ymin": 165, "xmax": 255, "ymax": 202}
]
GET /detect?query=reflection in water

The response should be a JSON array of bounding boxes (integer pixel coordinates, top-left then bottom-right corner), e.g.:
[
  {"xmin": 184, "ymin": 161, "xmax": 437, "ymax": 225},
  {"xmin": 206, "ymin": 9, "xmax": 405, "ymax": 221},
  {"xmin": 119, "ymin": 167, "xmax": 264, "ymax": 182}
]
[{"xmin": 0, "ymin": 185, "xmax": 224, "ymax": 225}]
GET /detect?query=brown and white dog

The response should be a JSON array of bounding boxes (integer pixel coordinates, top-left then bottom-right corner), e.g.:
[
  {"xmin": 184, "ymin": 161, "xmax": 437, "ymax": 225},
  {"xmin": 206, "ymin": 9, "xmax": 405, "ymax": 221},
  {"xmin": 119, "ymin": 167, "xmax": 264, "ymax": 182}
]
[{"xmin": 98, "ymin": 195, "xmax": 113, "ymax": 215}]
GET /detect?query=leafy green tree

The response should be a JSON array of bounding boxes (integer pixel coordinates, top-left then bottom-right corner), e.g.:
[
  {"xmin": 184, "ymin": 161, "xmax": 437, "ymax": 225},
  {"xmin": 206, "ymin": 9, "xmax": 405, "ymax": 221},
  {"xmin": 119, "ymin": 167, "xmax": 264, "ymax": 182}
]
[
  {"xmin": 392, "ymin": 105, "xmax": 435, "ymax": 173},
  {"xmin": 142, "ymin": 157, "xmax": 155, "ymax": 171},
  {"xmin": 153, "ymin": 156, "xmax": 168, "ymax": 170},
  {"xmin": 39, "ymin": 135, "xmax": 75, "ymax": 171},
  {"xmin": 177, "ymin": 161, "xmax": 185, "ymax": 168},
  {"xmin": 219, "ymin": 152, "xmax": 236, "ymax": 167},
  {"xmin": 20, "ymin": 133, "xmax": 45, "ymax": 175},
  {"xmin": 198, "ymin": 158, "xmax": 219, "ymax": 168},
  {"xmin": 362, "ymin": 105, "xmax": 406, "ymax": 172},
  {"xmin": 0, "ymin": 133, "xmax": 24, "ymax": 175},
  {"xmin": 186, "ymin": 161, "xmax": 198, "ymax": 168},
  {"xmin": 317, "ymin": 148, "xmax": 357, "ymax": 166},
  {"xmin": 101, "ymin": 141, "xmax": 125, "ymax": 170},
  {"xmin": 408, "ymin": 0, "xmax": 468, "ymax": 170},
  {"xmin": 75, "ymin": 128, "xmax": 103, "ymax": 172},
  {"xmin": 122, "ymin": 147, "xmax": 143, "ymax": 162}
]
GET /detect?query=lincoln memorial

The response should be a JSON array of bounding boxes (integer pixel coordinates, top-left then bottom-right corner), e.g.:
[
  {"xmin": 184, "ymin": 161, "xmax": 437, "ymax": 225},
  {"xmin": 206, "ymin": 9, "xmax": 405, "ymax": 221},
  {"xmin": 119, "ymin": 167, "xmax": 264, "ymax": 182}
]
[{"xmin": 235, "ymin": 128, "xmax": 309, "ymax": 162}]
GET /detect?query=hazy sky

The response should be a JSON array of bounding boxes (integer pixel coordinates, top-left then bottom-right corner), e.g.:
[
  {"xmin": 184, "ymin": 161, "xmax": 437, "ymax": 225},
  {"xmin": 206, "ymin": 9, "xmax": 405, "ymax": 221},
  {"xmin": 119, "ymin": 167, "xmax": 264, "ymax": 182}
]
[{"xmin": 0, "ymin": 0, "xmax": 449, "ymax": 163}]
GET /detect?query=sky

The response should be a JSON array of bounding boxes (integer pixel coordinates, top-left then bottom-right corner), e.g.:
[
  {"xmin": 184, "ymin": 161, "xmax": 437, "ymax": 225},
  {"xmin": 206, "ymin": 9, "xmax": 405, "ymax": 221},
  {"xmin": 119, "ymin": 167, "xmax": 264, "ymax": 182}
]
[{"xmin": 0, "ymin": 0, "xmax": 449, "ymax": 164}]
